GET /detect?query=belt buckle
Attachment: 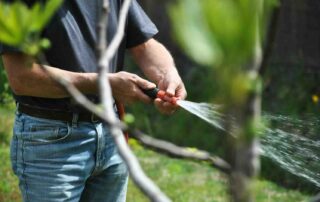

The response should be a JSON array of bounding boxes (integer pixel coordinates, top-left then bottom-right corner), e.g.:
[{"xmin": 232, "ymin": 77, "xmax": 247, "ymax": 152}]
[{"xmin": 91, "ymin": 113, "xmax": 100, "ymax": 123}]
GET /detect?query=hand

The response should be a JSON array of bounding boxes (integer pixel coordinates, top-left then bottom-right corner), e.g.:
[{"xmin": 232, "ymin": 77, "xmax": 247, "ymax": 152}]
[
  {"xmin": 155, "ymin": 70, "xmax": 187, "ymax": 115},
  {"xmin": 109, "ymin": 71, "xmax": 156, "ymax": 104}
]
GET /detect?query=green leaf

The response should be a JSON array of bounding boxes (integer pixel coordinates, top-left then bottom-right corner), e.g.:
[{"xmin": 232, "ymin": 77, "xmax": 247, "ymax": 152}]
[
  {"xmin": 39, "ymin": 0, "xmax": 63, "ymax": 29},
  {"xmin": 0, "ymin": 3, "xmax": 22, "ymax": 45},
  {"xmin": 169, "ymin": 0, "xmax": 219, "ymax": 66},
  {"xmin": 29, "ymin": 3, "xmax": 42, "ymax": 32},
  {"xmin": 0, "ymin": 0, "xmax": 63, "ymax": 55},
  {"xmin": 124, "ymin": 114, "xmax": 135, "ymax": 125},
  {"xmin": 40, "ymin": 38, "xmax": 51, "ymax": 49}
]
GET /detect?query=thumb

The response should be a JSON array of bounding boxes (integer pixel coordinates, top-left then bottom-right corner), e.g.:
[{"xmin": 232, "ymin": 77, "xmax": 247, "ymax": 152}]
[
  {"xmin": 135, "ymin": 77, "xmax": 156, "ymax": 90},
  {"xmin": 165, "ymin": 82, "xmax": 177, "ymax": 97}
]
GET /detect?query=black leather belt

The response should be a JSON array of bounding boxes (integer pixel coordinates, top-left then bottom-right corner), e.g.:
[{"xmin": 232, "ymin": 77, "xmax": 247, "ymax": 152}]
[{"xmin": 17, "ymin": 103, "xmax": 102, "ymax": 123}]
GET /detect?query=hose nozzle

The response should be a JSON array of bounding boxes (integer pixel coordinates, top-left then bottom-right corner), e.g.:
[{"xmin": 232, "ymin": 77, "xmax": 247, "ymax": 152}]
[{"xmin": 142, "ymin": 87, "xmax": 178, "ymax": 105}]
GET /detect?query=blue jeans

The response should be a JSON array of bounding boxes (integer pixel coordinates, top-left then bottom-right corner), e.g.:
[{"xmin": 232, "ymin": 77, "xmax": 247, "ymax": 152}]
[{"xmin": 10, "ymin": 112, "xmax": 128, "ymax": 202}]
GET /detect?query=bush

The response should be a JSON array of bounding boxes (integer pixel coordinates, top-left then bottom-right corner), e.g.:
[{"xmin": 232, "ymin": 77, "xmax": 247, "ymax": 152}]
[{"xmin": 0, "ymin": 58, "xmax": 12, "ymax": 104}]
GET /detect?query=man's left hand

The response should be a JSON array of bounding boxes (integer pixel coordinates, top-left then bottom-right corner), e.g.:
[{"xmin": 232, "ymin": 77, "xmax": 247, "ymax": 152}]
[{"xmin": 155, "ymin": 71, "xmax": 187, "ymax": 115}]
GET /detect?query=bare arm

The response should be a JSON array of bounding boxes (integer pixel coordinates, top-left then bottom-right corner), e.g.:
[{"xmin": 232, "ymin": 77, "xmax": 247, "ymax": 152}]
[
  {"xmin": 130, "ymin": 38, "xmax": 187, "ymax": 114},
  {"xmin": 2, "ymin": 53, "xmax": 98, "ymax": 98},
  {"xmin": 2, "ymin": 53, "xmax": 155, "ymax": 103}
]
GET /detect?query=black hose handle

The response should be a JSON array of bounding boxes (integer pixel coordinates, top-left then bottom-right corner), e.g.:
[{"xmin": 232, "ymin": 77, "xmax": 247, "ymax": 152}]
[{"xmin": 141, "ymin": 87, "xmax": 159, "ymax": 99}]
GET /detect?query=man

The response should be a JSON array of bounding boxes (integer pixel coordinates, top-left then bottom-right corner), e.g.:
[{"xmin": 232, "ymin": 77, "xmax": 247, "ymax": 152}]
[{"xmin": 0, "ymin": 0, "xmax": 187, "ymax": 202}]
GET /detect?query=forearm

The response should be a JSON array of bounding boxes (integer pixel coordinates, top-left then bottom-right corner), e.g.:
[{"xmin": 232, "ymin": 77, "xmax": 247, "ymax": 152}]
[
  {"xmin": 2, "ymin": 54, "xmax": 98, "ymax": 98},
  {"xmin": 129, "ymin": 39, "xmax": 179, "ymax": 83},
  {"xmin": 129, "ymin": 38, "xmax": 187, "ymax": 115}
]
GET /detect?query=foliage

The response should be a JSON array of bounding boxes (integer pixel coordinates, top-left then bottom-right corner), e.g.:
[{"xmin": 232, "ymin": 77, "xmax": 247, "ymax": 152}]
[
  {"xmin": 0, "ymin": 0, "xmax": 62, "ymax": 55},
  {"xmin": 0, "ymin": 146, "xmax": 20, "ymax": 202},
  {"xmin": 263, "ymin": 63, "xmax": 320, "ymax": 115},
  {"xmin": 0, "ymin": 105, "xmax": 19, "ymax": 202},
  {"xmin": 0, "ymin": 103, "xmax": 15, "ymax": 145},
  {"xmin": 0, "ymin": 59, "xmax": 11, "ymax": 103},
  {"xmin": 169, "ymin": 0, "xmax": 278, "ymax": 200},
  {"xmin": 169, "ymin": 0, "xmax": 276, "ymax": 68}
]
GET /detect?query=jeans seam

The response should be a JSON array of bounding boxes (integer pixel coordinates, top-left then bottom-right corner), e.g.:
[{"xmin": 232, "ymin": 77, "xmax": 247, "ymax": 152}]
[
  {"xmin": 21, "ymin": 126, "xmax": 29, "ymax": 202},
  {"xmin": 18, "ymin": 119, "xmax": 29, "ymax": 202},
  {"xmin": 91, "ymin": 123, "xmax": 104, "ymax": 176}
]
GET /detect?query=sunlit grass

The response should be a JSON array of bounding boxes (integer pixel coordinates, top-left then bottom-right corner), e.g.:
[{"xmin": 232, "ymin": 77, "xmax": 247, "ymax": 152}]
[
  {"xmin": 0, "ymin": 145, "xmax": 21, "ymax": 202},
  {"xmin": 0, "ymin": 103, "xmax": 14, "ymax": 144},
  {"xmin": 0, "ymin": 103, "xmax": 20, "ymax": 202},
  {"xmin": 128, "ymin": 139, "xmax": 310, "ymax": 202}
]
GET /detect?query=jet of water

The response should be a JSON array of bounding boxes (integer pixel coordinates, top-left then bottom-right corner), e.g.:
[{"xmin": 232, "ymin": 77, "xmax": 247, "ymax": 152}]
[
  {"xmin": 261, "ymin": 115, "xmax": 320, "ymax": 188},
  {"xmin": 176, "ymin": 100, "xmax": 225, "ymax": 130},
  {"xmin": 175, "ymin": 100, "xmax": 320, "ymax": 188}
]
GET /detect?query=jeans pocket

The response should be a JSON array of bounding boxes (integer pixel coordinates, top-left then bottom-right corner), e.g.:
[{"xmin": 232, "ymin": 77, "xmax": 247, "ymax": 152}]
[
  {"xmin": 25, "ymin": 124, "xmax": 71, "ymax": 145},
  {"xmin": 20, "ymin": 113, "xmax": 71, "ymax": 144}
]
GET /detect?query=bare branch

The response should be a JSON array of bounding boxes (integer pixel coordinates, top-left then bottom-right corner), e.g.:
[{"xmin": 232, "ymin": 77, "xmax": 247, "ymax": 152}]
[
  {"xmin": 97, "ymin": 0, "xmax": 111, "ymax": 114},
  {"xmin": 131, "ymin": 130, "xmax": 231, "ymax": 174},
  {"xmin": 112, "ymin": 127, "xmax": 171, "ymax": 202},
  {"xmin": 99, "ymin": 0, "xmax": 132, "ymax": 68},
  {"xmin": 96, "ymin": 0, "xmax": 109, "ymax": 58},
  {"xmin": 95, "ymin": 0, "xmax": 171, "ymax": 201},
  {"xmin": 311, "ymin": 193, "xmax": 320, "ymax": 202}
]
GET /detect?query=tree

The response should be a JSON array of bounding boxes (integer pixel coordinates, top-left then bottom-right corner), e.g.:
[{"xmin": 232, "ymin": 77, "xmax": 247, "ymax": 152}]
[{"xmin": 169, "ymin": 0, "xmax": 276, "ymax": 201}]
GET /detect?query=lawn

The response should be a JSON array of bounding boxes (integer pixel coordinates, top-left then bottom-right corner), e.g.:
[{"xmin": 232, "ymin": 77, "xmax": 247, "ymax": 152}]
[{"xmin": 0, "ymin": 106, "xmax": 311, "ymax": 202}]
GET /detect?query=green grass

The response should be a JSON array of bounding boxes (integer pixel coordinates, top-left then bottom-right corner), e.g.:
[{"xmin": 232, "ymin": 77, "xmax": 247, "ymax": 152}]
[
  {"xmin": 0, "ymin": 104, "xmax": 20, "ymax": 202},
  {"xmin": 128, "ymin": 140, "xmax": 310, "ymax": 202},
  {"xmin": 0, "ymin": 105, "xmax": 311, "ymax": 202},
  {"xmin": 0, "ymin": 143, "xmax": 21, "ymax": 202}
]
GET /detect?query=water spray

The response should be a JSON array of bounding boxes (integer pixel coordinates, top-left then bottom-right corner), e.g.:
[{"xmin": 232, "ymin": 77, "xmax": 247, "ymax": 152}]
[{"xmin": 142, "ymin": 87, "xmax": 320, "ymax": 188}]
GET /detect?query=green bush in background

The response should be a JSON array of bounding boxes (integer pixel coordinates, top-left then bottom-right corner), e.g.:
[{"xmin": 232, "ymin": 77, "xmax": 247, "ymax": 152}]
[{"xmin": 0, "ymin": 58, "xmax": 12, "ymax": 104}]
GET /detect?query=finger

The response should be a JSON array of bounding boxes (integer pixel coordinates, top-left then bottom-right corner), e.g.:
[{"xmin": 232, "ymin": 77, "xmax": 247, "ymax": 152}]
[
  {"xmin": 163, "ymin": 102, "xmax": 179, "ymax": 112},
  {"xmin": 176, "ymin": 85, "xmax": 187, "ymax": 100},
  {"xmin": 135, "ymin": 76, "xmax": 156, "ymax": 89},
  {"xmin": 154, "ymin": 98, "xmax": 168, "ymax": 114},
  {"xmin": 154, "ymin": 98, "xmax": 177, "ymax": 115}
]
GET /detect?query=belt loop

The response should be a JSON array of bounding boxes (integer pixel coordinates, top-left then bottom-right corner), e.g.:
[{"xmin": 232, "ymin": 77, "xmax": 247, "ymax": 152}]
[
  {"xmin": 16, "ymin": 102, "xmax": 20, "ymax": 116},
  {"xmin": 15, "ymin": 102, "xmax": 22, "ymax": 118},
  {"xmin": 91, "ymin": 113, "xmax": 100, "ymax": 123},
  {"xmin": 72, "ymin": 113, "xmax": 79, "ymax": 128}
]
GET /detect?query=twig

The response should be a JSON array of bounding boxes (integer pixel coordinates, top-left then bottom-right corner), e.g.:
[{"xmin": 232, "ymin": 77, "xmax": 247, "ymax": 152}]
[
  {"xmin": 113, "ymin": 127, "xmax": 171, "ymax": 202},
  {"xmin": 97, "ymin": 0, "xmax": 110, "ymax": 114},
  {"xmin": 96, "ymin": 0, "xmax": 171, "ymax": 201},
  {"xmin": 99, "ymin": 0, "xmax": 132, "ymax": 68},
  {"xmin": 131, "ymin": 130, "xmax": 231, "ymax": 174},
  {"xmin": 311, "ymin": 192, "xmax": 320, "ymax": 202}
]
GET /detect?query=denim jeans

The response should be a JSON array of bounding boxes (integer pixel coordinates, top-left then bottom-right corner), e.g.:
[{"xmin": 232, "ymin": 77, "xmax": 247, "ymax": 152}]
[{"xmin": 10, "ymin": 112, "xmax": 128, "ymax": 202}]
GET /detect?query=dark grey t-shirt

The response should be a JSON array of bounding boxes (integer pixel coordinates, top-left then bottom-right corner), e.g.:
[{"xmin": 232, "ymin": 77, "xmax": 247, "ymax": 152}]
[{"xmin": 0, "ymin": 0, "xmax": 158, "ymax": 111}]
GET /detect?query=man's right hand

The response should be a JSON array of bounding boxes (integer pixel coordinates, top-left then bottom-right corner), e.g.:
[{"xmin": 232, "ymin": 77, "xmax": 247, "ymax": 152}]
[{"xmin": 108, "ymin": 71, "xmax": 156, "ymax": 104}]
